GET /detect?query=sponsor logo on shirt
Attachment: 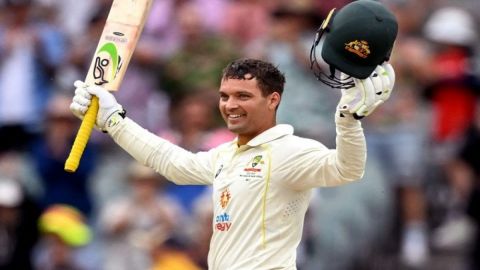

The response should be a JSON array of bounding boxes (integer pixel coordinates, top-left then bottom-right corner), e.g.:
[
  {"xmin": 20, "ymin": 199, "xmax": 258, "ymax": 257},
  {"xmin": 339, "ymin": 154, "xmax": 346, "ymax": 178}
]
[
  {"xmin": 215, "ymin": 212, "xmax": 232, "ymax": 231},
  {"xmin": 220, "ymin": 189, "xmax": 231, "ymax": 209},
  {"xmin": 215, "ymin": 164, "xmax": 223, "ymax": 179},
  {"xmin": 216, "ymin": 189, "xmax": 232, "ymax": 232}
]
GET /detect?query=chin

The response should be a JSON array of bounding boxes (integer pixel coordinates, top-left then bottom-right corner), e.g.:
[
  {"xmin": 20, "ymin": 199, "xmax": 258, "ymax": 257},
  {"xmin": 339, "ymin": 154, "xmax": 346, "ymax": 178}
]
[
  {"xmin": 226, "ymin": 125, "xmax": 238, "ymax": 133},
  {"xmin": 226, "ymin": 124, "xmax": 243, "ymax": 134}
]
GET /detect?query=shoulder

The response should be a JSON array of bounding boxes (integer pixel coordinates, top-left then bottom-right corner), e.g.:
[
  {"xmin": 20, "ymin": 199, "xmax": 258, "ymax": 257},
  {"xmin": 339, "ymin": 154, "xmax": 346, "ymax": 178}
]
[
  {"xmin": 266, "ymin": 133, "xmax": 329, "ymax": 163},
  {"xmin": 278, "ymin": 133, "xmax": 327, "ymax": 150},
  {"xmin": 210, "ymin": 140, "xmax": 236, "ymax": 153}
]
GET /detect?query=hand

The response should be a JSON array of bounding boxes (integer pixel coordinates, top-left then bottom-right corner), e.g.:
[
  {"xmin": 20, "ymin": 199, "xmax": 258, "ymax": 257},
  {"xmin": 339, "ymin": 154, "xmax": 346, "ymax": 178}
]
[
  {"xmin": 70, "ymin": 80, "xmax": 123, "ymax": 131},
  {"xmin": 338, "ymin": 63, "xmax": 395, "ymax": 119}
]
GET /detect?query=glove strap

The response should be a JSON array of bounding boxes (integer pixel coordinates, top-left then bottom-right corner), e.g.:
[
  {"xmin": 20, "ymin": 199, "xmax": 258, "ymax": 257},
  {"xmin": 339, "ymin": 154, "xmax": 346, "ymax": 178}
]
[
  {"xmin": 353, "ymin": 113, "xmax": 364, "ymax": 120},
  {"xmin": 339, "ymin": 112, "xmax": 364, "ymax": 120},
  {"xmin": 118, "ymin": 109, "xmax": 127, "ymax": 119},
  {"xmin": 102, "ymin": 109, "xmax": 127, "ymax": 133}
]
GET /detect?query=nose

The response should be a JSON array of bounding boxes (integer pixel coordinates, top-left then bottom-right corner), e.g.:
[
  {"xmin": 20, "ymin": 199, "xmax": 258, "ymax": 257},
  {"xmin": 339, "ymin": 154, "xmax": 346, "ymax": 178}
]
[{"xmin": 224, "ymin": 98, "xmax": 239, "ymax": 110}]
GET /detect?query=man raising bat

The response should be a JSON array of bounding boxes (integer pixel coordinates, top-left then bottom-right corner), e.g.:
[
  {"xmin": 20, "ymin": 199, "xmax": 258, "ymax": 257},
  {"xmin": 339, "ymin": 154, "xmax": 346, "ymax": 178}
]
[{"xmin": 70, "ymin": 1, "xmax": 397, "ymax": 269}]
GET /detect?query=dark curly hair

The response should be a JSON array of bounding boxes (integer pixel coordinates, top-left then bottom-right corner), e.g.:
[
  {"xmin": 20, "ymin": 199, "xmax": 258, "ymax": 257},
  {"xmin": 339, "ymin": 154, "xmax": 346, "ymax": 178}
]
[{"xmin": 222, "ymin": 58, "xmax": 285, "ymax": 97}]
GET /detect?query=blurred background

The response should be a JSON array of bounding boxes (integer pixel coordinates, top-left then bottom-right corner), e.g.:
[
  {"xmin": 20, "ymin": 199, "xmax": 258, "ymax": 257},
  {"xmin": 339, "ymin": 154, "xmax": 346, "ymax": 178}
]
[{"xmin": 0, "ymin": 0, "xmax": 479, "ymax": 269}]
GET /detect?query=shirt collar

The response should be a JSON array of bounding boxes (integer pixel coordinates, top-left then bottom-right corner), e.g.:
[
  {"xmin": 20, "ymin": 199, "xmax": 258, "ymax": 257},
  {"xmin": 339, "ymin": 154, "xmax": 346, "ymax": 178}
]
[{"xmin": 243, "ymin": 124, "xmax": 294, "ymax": 147}]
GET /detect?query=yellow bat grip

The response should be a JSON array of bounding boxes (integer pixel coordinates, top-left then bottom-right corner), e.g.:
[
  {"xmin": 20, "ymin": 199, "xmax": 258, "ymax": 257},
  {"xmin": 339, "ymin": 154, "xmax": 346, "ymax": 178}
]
[{"xmin": 64, "ymin": 96, "xmax": 99, "ymax": 172}]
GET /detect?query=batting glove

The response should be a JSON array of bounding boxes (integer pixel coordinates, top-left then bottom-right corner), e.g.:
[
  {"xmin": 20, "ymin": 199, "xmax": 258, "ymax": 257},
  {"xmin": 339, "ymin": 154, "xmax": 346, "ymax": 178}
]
[
  {"xmin": 70, "ymin": 80, "xmax": 124, "ymax": 131},
  {"xmin": 338, "ymin": 63, "xmax": 395, "ymax": 119}
]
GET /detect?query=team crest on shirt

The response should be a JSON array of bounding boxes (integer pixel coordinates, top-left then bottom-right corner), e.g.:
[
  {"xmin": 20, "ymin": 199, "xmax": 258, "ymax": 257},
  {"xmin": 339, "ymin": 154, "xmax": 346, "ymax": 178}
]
[{"xmin": 243, "ymin": 155, "xmax": 264, "ymax": 172}]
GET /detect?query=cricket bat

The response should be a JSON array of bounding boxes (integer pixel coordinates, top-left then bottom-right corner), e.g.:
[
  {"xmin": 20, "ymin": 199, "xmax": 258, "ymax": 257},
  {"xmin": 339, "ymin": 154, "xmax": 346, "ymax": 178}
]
[{"xmin": 65, "ymin": 0, "xmax": 153, "ymax": 172}]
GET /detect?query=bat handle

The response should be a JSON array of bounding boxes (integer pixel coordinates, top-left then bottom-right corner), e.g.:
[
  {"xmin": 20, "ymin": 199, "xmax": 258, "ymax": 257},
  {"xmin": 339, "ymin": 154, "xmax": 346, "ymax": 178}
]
[{"xmin": 64, "ymin": 96, "xmax": 99, "ymax": 173}]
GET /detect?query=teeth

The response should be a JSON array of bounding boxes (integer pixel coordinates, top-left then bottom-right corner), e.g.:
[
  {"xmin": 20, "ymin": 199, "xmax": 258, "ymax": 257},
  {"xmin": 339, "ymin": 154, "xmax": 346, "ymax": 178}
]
[{"xmin": 229, "ymin": 114, "xmax": 242, "ymax": 119}]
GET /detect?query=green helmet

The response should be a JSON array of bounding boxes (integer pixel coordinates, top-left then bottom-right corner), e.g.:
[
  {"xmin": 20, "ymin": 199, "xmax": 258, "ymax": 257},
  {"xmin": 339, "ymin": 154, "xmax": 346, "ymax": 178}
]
[{"xmin": 310, "ymin": 0, "xmax": 398, "ymax": 87}]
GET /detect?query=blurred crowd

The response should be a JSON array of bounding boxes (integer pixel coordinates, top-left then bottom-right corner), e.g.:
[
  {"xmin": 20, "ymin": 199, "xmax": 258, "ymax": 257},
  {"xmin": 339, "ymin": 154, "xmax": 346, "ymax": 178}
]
[{"xmin": 0, "ymin": 0, "xmax": 479, "ymax": 269}]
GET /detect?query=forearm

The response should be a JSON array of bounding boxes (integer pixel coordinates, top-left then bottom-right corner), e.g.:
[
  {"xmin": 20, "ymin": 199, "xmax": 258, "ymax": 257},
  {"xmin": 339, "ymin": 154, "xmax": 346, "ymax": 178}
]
[
  {"xmin": 334, "ymin": 114, "xmax": 367, "ymax": 181},
  {"xmin": 106, "ymin": 117, "xmax": 213, "ymax": 185},
  {"xmin": 107, "ymin": 117, "xmax": 177, "ymax": 171}
]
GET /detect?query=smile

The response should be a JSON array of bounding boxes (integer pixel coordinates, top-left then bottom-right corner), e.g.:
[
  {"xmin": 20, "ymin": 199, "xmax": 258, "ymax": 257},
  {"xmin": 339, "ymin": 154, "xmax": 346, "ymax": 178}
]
[{"xmin": 228, "ymin": 114, "xmax": 245, "ymax": 119}]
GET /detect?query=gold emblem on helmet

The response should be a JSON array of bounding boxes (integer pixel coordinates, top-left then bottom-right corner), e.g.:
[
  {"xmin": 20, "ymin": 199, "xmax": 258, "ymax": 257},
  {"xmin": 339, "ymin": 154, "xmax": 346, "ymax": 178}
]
[{"xmin": 345, "ymin": 40, "xmax": 370, "ymax": 58}]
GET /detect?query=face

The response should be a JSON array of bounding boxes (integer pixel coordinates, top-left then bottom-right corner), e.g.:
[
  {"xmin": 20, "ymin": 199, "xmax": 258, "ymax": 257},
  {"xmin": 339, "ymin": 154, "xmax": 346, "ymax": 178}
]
[
  {"xmin": 219, "ymin": 77, "xmax": 280, "ymax": 145},
  {"xmin": 131, "ymin": 178, "xmax": 157, "ymax": 201},
  {"xmin": 178, "ymin": 100, "xmax": 211, "ymax": 132}
]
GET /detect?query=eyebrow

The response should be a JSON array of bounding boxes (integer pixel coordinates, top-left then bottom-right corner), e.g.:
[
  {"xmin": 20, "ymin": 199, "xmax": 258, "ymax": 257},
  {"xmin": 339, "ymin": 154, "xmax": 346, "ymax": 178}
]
[{"xmin": 219, "ymin": 89, "xmax": 253, "ymax": 95}]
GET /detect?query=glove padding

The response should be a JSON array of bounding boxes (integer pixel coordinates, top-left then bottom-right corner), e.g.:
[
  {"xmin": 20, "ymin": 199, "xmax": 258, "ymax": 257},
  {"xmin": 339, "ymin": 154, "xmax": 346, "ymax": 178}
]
[
  {"xmin": 338, "ymin": 63, "xmax": 395, "ymax": 119},
  {"xmin": 70, "ymin": 80, "xmax": 123, "ymax": 131}
]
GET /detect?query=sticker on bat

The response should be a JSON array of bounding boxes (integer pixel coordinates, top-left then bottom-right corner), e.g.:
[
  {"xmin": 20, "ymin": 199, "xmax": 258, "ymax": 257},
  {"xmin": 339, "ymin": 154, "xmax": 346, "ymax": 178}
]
[{"xmin": 93, "ymin": 42, "xmax": 123, "ymax": 85}]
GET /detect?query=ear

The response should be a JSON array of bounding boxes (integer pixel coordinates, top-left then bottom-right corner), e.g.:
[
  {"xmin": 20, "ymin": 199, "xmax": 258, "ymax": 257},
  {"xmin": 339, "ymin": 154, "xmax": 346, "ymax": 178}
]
[{"xmin": 268, "ymin": 92, "xmax": 281, "ymax": 110}]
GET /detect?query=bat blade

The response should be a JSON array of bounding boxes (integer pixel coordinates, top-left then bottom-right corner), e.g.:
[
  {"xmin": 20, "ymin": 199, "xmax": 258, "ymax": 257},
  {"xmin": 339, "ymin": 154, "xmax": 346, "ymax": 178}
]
[{"xmin": 65, "ymin": 0, "xmax": 153, "ymax": 173}]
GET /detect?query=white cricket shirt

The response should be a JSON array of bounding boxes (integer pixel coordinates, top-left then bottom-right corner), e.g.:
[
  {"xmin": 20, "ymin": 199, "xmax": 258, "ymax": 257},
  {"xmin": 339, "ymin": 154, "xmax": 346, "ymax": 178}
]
[{"xmin": 107, "ymin": 114, "xmax": 366, "ymax": 270}]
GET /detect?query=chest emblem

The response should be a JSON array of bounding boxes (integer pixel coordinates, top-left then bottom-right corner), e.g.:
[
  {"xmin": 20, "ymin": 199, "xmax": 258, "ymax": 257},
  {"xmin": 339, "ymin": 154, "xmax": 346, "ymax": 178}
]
[{"xmin": 244, "ymin": 155, "xmax": 264, "ymax": 172}]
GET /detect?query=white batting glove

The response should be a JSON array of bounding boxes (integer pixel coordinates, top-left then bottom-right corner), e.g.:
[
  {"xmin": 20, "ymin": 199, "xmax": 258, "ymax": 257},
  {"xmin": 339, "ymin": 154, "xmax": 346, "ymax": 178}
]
[
  {"xmin": 70, "ymin": 80, "xmax": 124, "ymax": 131},
  {"xmin": 338, "ymin": 63, "xmax": 395, "ymax": 119}
]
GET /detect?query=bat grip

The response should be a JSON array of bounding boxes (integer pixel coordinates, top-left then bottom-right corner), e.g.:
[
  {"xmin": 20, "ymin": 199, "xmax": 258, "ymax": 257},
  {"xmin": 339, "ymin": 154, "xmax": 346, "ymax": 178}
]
[{"xmin": 64, "ymin": 96, "xmax": 99, "ymax": 172}]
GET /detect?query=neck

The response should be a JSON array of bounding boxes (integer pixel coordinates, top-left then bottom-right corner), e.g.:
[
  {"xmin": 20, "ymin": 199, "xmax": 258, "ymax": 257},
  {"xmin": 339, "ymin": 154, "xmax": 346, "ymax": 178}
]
[
  {"xmin": 237, "ymin": 137, "xmax": 248, "ymax": 146},
  {"xmin": 237, "ymin": 122, "xmax": 276, "ymax": 146}
]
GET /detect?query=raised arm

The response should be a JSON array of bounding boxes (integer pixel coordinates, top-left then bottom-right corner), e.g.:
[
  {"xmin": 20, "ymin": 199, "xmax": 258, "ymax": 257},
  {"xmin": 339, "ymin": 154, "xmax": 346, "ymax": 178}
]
[
  {"xmin": 281, "ymin": 64, "xmax": 395, "ymax": 189},
  {"xmin": 70, "ymin": 81, "xmax": 215, "ymax": 185}
]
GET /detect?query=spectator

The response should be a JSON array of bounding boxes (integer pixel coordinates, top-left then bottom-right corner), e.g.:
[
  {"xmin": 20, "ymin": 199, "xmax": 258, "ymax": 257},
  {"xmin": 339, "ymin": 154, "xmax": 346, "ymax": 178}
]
[
  {"xmin": 460, "ymin": 102, "xmax": 480, "ymax": 270},
  {"xmin": 159, "ymin": 92, "xmax": 234, "ymax": 213},
  {"xmin": 430, "ymin": 101, "xmax": 480, "ymax": 270},
  {"xmin": 423, "ymin": 6, "xmax": 479, "ymax": 145},
  {"xmin": 421, "ymin": 5, "xmax": 480, "ymax": 259},
  {"xmin": 150, "ymin": 238, "xmax": 202, "ymax": 270},
  {"xmin": 0, "ymin": 178, "xmax": 40, "ymax": 270},
  {"xmin": 161, "ymin": 1, "xmax": 240, "ymax": 101},
  {"xmin": 220, "ymin": 0, "xmax": 272, "ymax": 47},
  {"xmin": 30, "ymin": 94, "xmax": 97, "ymax": 217},
  {"xmin": 98, "ymin": 162, "xmax": 183, "ymax": 270},
  {"xmin": 0, "ymin": 0, "xmax": 66, "ymax": 150},
  {"xmin": 186, "ymin": 188, "xmax": 214, "ymax": 269},
  {"xmin": 34, "ymin": 204, "xmax": 92, "ymax": 270}
]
